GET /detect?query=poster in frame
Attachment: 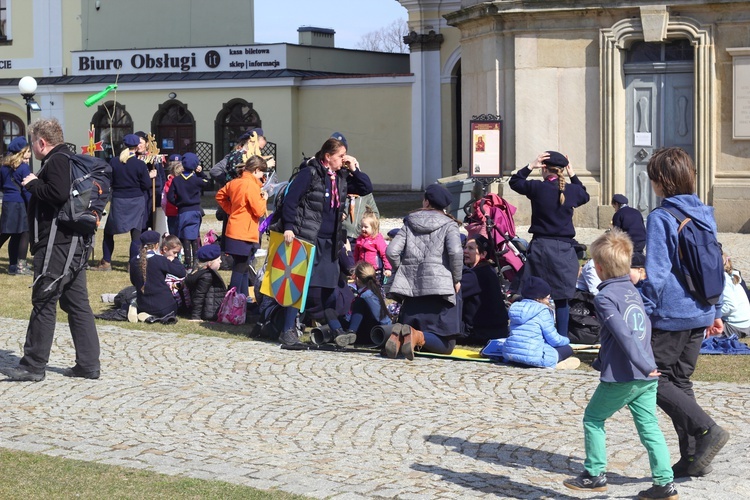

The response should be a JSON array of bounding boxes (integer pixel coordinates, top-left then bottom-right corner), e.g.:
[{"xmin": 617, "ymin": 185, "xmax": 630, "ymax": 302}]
[{"xmin": 469, "ymin": 115, "xmax": 502, "ymax": 178}]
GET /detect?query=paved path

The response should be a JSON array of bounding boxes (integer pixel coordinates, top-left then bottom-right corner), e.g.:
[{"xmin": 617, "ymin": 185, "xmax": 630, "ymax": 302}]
[{"xmin": 1, "ymin": 317, "xmax": 748, "ymax": 499}]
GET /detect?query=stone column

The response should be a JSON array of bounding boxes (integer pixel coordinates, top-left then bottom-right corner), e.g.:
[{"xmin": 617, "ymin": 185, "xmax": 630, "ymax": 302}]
[{"xmin": 404, "ymin": 30, "xmax": 444, "ymax": 189}]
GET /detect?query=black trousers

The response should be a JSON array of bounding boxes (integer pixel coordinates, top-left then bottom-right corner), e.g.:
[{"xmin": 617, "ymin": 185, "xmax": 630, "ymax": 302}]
[
  {"xmin": 651, "ymin": 326, "xmax": 715, "ymax": 458},
  {"xmin": 20, "ymin": 240, "xmax": 100, "ymax": 373}
]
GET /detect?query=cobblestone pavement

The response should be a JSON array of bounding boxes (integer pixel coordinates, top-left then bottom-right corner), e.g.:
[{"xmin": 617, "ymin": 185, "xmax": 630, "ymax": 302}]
[{"xmin": 0, "ymin": 315, "xmax": 748, "ymax": 499}]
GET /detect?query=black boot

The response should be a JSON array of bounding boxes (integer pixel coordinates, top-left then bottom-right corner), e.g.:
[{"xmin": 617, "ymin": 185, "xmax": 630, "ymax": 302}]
[{"xmin": 279, "ymin": 328, "xmax": 301, "ymax": 346}]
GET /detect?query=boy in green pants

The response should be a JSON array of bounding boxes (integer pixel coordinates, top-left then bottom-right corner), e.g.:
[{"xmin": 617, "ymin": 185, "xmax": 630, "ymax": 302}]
[{"xmin": 563, "ymin": 229, "xmax": 677, "ymax": 500}]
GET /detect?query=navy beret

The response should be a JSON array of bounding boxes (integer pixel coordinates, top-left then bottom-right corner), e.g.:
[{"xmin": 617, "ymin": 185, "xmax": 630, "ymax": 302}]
[
  {"xmin": 196, "ymin": 244, "xmax": 221, "ymax": 262},
  {"xmin": 7, "ymin": 136, "xmax": 27, "ymax": 153},
  {"xmin": 123, "ymin": 134, "xmax": 141, "ymax": 148},
  {"xmin": 182, "ymin": 152, "xmax": 199, "ymax": 170},
  {"xmin": 612, "ymin": 194, "xmax": 628, "ymax": 205},
  {"xmin": 250, "ymin": 127, "xmax": 264, "ymax": 139},
  {"xmin": 631, "ymin": 252, "xmax": 646, "ymax": 268},
  {"xmin": 522, "ymin": 276, "xmax": 551, "ymax": 300},
  {"xmin": 140, "ymin": 230, "xmax": 161, "ymax": 245},
  {"xmin": 424, "ymin": 183, "xmax": 453, "ymax": 210},
  {"xmin": 543, "ymin": 151, "xmax": 569, "ymax": 168},
  {"xmin": 238, "ymin": 131, "xmax": 252, "ymax": 141},
  {"xmin": 135, "ymin": 131, "xmax": 148, "ymax": 140},
  {"xmin": 168, "ymin": 154, "xmax": 181, "ymax": 162},
  {"xmin": 387, "ymin": 228, "xmax": 399, "ymax": 239},
  {"xmin": 331, "ymin": 131, "xmax": 348, "ymax": 150}
]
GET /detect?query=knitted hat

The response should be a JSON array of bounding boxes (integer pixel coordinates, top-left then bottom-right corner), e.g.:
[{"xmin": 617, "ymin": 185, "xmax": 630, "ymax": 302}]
[
  {"xmin": 522, "ymin": 276, "xmax": 551, "ymax": 300},
  {"xmin": 543, "ymin": 151, "xmax": 569, "ymax": 168},
  {"xmin": 196, "ymin": 244, "xmax": 221, "ymax": 262},
  {"xmin": 424, "ymin": 183, "xmax": 453, "ymax": 210},
  {"xmin": 181, "ymin": 152, "xmax": 199, "ymax": 171},
  {"xmin": 140, "ymin": 230, "xmax": 161, "ymax": 245},
  {"xmin": 7, "ymin": 137, "xmax": 28, "ymax": 153}
]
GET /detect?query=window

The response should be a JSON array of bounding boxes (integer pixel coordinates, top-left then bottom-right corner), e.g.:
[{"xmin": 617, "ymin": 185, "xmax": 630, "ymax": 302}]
[
  {"xmin": 214, "ymin": 98, "xmax": 261, "ymax": 161},
  {"xmin": 626, "ymin": 39, "xmax": 694, "ymax": 63},
  {"xmin": 152, "ymin": 100, "xmax": 195, "ymax": 155},
  {"xmin": 1, "ymin": 113, "xmax": 23, "ymax": 154},
  {"xmin": 91, "ymin": 101, "xmax": 133, "ymax": 160},
  {"xmin": 0, "ymin": 0, "xmax": 8, "ymax": 41}
]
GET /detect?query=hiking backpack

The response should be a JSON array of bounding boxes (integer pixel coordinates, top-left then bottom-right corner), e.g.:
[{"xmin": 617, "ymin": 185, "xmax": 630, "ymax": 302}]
[
  {"xmin": 33, "ymin": 151, "xmax": 112, "ymax": 292},
  {"xmin": 660, "ymin": 206, "xmax": 725, "ymax": 306},
  {"xmin": 58, "ymin": 151, "xmax": 112, "ymax": 235}
]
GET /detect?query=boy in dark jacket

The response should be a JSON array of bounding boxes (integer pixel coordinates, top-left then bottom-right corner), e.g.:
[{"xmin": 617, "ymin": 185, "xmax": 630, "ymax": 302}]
[
  {"xmin": 564, "ymin": 229, "xmax": 677, "ymax": 500},
  {"xmin": 611, "ymin": 194, "xmax": 646, "ymax": 254},
  {"xmin": 166, "ymin": 152, "xmax": 208, "ymax": 269},
  {"xmin": 185, "ymin": 244, "xmax": 226, "ymax": 321}
]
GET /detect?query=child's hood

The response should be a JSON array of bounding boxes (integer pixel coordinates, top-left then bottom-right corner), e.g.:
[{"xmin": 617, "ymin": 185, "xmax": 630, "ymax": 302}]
[{"xmin": 509, "ymin": 299, "xmax": 552, "ymax": 323}]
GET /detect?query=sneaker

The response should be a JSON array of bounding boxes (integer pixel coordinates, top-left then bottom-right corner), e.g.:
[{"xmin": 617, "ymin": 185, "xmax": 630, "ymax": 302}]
[
  {"xmin": 62, "ymin": 365, "xmax": 100, "ymax": 380},
  {"xmin": 127, "ymin": 303, "xmax": 138, "ymax": 323},
  {"xmin": 3, "ymin": 366, "xmax": 45, "ymax": 382},
  {"xmin": 637, "ymin": 482, "xmax": 678, "ymax": 500},
  {"xmin": 279, "ymin": 328, "xmax": 302, "ymax": 346},
  {"xmin": 7, "ymin": 265, "xmax": 17, "ymax": 275},
  {"xmin": 688, "ymin": 425, "xmax": 729, "ymax": 475},
  {"xmin": 563, "ymin": 471, "xmax": 607, "ymax": 492},
  {"xmin": 556, "ymin": 356, "xmax": 581, "ymax": 370},
  {"xmin": 672, "ymin": 456, "xmax": 713, "ymax": 478},
  {"xmin": 137, "ymin": 312, "xmax": 152, "ymax": 322}
]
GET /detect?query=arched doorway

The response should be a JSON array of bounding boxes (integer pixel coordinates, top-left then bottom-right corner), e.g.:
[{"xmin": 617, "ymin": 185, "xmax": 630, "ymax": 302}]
[{"xmin": 152, "ymin": 100, "xmax": 195, "ymax": 156}]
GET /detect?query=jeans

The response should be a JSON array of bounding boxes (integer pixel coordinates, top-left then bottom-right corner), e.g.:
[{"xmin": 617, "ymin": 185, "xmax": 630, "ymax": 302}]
[
  {"xmin": 583, "ymin": 380, "xmax": 673, "ymax": 485},
  {"xmin": 651, "ymin": 327, "xmax": 715, "ymax": 458}
]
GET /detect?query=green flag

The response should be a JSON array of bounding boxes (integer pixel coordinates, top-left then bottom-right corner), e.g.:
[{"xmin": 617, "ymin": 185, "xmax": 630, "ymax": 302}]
[{"xmin": 84, "ymin": 84, "xmax": 117, "ymax": 107}]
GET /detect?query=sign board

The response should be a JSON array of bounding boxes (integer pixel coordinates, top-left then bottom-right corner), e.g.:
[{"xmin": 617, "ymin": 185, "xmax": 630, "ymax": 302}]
[
  {"xmin": 71, "ymin": 45, "xmax": 287, "ymax": 76},
  {"xmin": 469, "ymin": 116, "xmax": 502, "ymax": 178}
]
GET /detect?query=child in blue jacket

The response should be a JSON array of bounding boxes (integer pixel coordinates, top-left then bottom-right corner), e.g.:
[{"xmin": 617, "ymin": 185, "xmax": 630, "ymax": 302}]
[
  {"xmin": 502, "ymin": 276, "xmax": 576, "ymax": 369},
  {"xmin": 166, "ymin": 152, "xmax": 208, "ymax": 269},
  {"xmin": 564, "ymin": 229, "xmax": 676, "ymax": 500}
]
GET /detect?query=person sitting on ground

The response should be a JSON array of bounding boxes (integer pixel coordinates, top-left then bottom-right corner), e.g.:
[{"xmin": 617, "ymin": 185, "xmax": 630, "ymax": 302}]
[
  {"xmin": 386, "ymin": 183, "xmax": 464, "ymax": 359},
  {"xmin": 185, "ymin": 244, "xmax": 227, "ymax": 322},
  {"xmin": 129, "ymin": 230, "xmax": 187, "ymax": 320},
  {"xmin": 564, "ymin": 228, "xmax": 677, "ymax": 500},
  {"xmin": 501, "ymin": 276, "xmax": 578, "ymax": 369},
  {"xmin": 576, "ymin": 258, "xmax": 601, "ymax": 296},
  {"xmin": 461, "ymin": 235, "xmax": 509, "ymax": 344},
  {"xmin": 720, "ymin": 253, "xmax": 750, "ymax": 338},
  {"xmin": 611, "ymin": 194, "xmax": 646, "ymax": 255},
  {"xmin": 353, "ymin": 210, "xmax": 391, "ymax": 283},
  {"xmin": 344, "ymin": 261, "xmax": 392, "ymax": 344}
]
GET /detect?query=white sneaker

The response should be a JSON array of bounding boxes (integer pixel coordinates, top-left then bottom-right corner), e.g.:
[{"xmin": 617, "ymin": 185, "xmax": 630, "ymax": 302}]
[{"xmin": 557, "ymin": 356, "xmax": 581, "ymax": 370}]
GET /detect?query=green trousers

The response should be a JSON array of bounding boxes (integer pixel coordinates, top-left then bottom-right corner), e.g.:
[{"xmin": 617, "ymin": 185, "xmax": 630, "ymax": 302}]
[{"xmin": 583, "ymin": 379, "xmax": 673, "ymax": 485}]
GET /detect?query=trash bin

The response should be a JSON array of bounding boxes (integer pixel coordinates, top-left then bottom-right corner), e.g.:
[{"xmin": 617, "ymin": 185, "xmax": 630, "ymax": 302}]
[{"xmin": 439, "ymin": 175, "xmax": 475, "ymax": 219}]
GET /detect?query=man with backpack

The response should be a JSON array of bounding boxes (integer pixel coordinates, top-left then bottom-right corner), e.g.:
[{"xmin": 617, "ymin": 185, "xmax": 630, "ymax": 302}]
[
  {"xmin": 641, "ymin": 147, "xmax": 729, "ymax": 480},
  {"xmin": 3, "ymin": 118, "xmax": 101, "ymax": 382}
]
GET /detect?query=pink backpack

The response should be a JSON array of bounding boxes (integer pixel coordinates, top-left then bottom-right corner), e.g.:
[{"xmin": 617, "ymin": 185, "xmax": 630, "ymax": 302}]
[{"xmin": 217, "ymin": 287, "xmax": 246, "ymax": 325}]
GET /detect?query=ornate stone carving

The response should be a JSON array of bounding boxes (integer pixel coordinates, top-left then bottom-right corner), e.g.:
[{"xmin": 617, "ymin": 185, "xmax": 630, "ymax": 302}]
[{"xmin": 403, "ymin": 30, "xmax": 444, "ymax": 52}]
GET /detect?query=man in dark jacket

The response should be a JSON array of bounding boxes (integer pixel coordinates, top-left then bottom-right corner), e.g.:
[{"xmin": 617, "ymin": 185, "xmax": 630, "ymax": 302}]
[{"xmin": 3, "ymin": 118, "xmax": 101, "ymax": 382}]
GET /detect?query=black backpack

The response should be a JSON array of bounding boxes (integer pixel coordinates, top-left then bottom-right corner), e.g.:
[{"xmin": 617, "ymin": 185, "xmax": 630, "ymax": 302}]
[
  {"xmin": 660, "ymin": 206, "xmax": 725, "ymax": 306},
  {"xmin": 57, "ymin": 151, "xmax": 112, "ymax": 235}
]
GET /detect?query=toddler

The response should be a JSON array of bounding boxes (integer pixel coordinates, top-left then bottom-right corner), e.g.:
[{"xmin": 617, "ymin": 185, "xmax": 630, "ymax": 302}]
[
  {"xmin": 564, "ymin": 229, "xmax": 677, "ymax": 500},
  {"xmin": 353, "ymin": 211, "xmax": 391, "ymax": 280}
]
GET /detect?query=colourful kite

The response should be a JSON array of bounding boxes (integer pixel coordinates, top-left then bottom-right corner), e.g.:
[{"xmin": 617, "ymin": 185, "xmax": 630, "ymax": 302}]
[{"xmin": 259, "ymin": 231, "xmax": 316, "ymax": 312}]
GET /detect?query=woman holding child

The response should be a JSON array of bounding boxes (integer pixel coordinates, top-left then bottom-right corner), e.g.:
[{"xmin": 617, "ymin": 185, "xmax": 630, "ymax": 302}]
[
  {"xmin": 509, "ymin": 151, "xmax": 590, "ymax": 337},
  {"xmin": 386, "ymin": 183, "xmax": 464, "ymax": 359}
]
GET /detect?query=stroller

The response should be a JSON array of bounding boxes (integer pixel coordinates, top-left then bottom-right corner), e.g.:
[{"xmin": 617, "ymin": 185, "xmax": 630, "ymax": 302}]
[{"xmin": 464, "ymin": 193, "xmax": 527, "ymax": 297}]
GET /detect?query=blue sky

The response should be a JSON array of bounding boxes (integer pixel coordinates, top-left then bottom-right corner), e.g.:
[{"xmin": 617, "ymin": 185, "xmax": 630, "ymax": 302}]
[{"xmin": 254, "ymin": 0, "xmax": 407, "ymax": 50}]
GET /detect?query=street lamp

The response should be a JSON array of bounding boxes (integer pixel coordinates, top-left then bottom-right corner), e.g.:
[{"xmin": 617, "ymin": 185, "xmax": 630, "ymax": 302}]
[{"xmin": 18, "ymin": 76, "xmax": 41, "ymax": 171}]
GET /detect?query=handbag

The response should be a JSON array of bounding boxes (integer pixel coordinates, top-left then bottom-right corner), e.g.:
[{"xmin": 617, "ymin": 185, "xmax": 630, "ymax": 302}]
[{"xmin": 217, "ymin": 286, "xmax": 247, "ymax": 325}]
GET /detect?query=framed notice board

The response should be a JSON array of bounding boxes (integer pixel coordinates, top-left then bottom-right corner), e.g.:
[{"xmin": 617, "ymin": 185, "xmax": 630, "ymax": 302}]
[{"xmin": 469, "ymin": 115, "xmax": 502, "ymax": 178}]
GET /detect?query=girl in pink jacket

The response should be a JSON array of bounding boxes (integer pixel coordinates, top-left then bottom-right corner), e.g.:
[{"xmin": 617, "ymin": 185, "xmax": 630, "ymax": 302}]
[{"xmin": 354, "ymin": 211, "xmax": 392, "ymax": 281}]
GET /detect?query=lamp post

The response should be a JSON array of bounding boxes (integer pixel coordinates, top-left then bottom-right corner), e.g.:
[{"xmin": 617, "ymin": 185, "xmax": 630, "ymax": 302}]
[{"xmin": 18, "ymin": 76, "xmax": 41, "ymax": 172}]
